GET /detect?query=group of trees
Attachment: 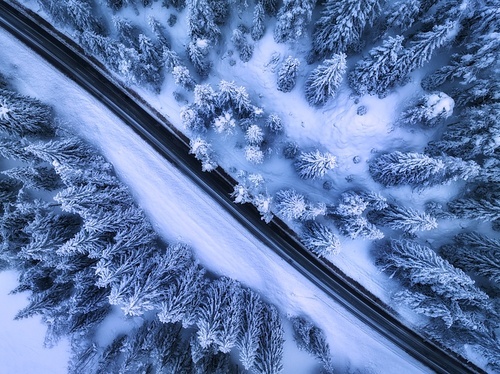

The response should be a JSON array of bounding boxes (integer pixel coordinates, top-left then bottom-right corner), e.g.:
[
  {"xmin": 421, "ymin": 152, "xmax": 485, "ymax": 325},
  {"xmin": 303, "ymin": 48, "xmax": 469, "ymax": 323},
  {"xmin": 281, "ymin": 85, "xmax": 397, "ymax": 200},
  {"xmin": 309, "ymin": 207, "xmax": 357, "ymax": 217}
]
[{"xmin": 0, "ymin": 84, "xmax": 339, "ymax": 373}]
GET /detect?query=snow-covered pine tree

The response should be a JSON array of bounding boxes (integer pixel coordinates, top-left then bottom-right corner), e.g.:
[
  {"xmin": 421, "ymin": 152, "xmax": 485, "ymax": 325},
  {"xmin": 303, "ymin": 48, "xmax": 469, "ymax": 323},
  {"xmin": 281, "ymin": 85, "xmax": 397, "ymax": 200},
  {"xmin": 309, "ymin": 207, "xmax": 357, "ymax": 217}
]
[
  {"xmin": 348, "ymin": 35, "xmax": 405, "ymax": 96},
  {"xmin": 213, "ymin": 112, "xmax": 236, "ymax": 135},
  {"xmin": 181, "ymin": 105, "xmax": 206, "ymax": 133},
  {"xmin": 254, "ymin": 193, "xmax": 274, "ymax": 223},
  {"xmin": 251, "ymin": 2, "xmax": 266, "ymax": 41},
  {"xmin": 265, "ymin": 113, "xmax": 283, "ymax": 133},
  {"xmin": 0, "ymin": 138, "xmax": 34, "ymax": 162},
  {"xmin": 295, "ymin": 150, "xmax": 337, "ymax": 179},
  {"xmin": 336, "ymin": 215, "xmax": 385, "ymax": 240},
  {"xmin": 368, "ymin": 204, "xmax": 438, "ymax": 234},
  {"xmin": 187, "ymin": 0, "xmax": 220, "ymax": 42},
  {"xmin": 404, "ymin": 21, "xmax": 458, "ymax": 73},
  {"xmin": 196, "ymin": 277, "xmax": 242, "ymax": 352},
  {"xmin": 187, "ymin": 40, "xmax": 211, "ymax": 77},
  {"xmin": 193, "ymin": 84, "xmax": 217, "ymax": 118},
  {"xmin": 173, "ymin": 65, "xmax": 196, "ymax": 91},
  {"xmin": 253, "ymin": 304, "xmax": 284, "ymax": 374},
  {"xmin": 305, "ymin": 54, "xmax": 347, "ymax": 106},
  {"xmin": 158, "ymin": 262, "xmax": 206, "ymax": 327},
  {"xmin": 310, "ymin": 0, "xmax": 381, "ymax": 61},
  {"xmin": 245, "ymin": 124, "xmax": 264, "ymax": 145},
  {"xmin": 335, "ymin": 191, "xmax": 369, "ymax": 217},
  {"xmin": 399, "ymin": 92, "xmax": 454, "ymax": 128},
  {"xmin": 37, "ymin": 0, "xmax": 100, "ymax": 33},
  {"xmin": 291, "ymin": 316, "xmax": 334, "ymax": 373},
  {"xmin": 0, "ymin": 89, "xmax": 54, "ymax": 137},
  {"xmin": 3, "ymin": 165, "xmax": 61, "ymax": 191},
  {"xmin": 441, "ymin": 232, "xmax": 500, "ymax": 286},
  {"xmin": 426, "ymin": 104, "xmax": 499, "ymax": 159},
  {"xmin": 273, "ymin": 0, "xmax": 316, "ymax": 43},
  {"xmin": 217, "ymin": 80, "xmax": 253, "ymax": 118},
  {"xmin": 301, "ymin": 221, "xmax": 341, "ymax": 257},
  {"xmin": 384, "ymin": 0, "xmax": 421, "ymax": 32},
  {"xmin": 26, "ymin": 136, "xmax": 99, "ymax": 167},
  {"xmin": 275, "ymin": 189, "xmax": 307, "ymax": 220},
  {"xmin": 369, "ymin": 151, "xmax": 479, "ymax": 188},
  {"xmin": 376, "ymin": 239, "xmax": 490, "ymax": 305},
  {"xmin": 231, "ymin": 29, "xmax": 254, "ymax": 63},
  {"xmin": 448, "ymin": 195, "xmax": 500, "ymax": 222},
  {"xmin": 189, "ymin": 137, "xmax": 218, "ymax": 171},
  {"xmin": 245, "ymin": 145, "xmax": 264, "ymax": 164},
  {"xmin": 237, "ymin": 289, "xmax": 264, "ymax": 370},
  {"xmin": 277, "ymin": 56, "xmax": 300, "ymax": 93}
]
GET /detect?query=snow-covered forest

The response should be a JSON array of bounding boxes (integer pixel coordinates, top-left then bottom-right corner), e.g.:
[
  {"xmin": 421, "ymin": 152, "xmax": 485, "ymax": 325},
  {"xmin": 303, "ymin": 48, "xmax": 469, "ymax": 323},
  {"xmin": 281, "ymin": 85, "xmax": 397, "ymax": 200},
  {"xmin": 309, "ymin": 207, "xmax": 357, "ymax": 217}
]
[{"xmin": 2, "ymin": 0, "xmax": 500, "ymax": 372}]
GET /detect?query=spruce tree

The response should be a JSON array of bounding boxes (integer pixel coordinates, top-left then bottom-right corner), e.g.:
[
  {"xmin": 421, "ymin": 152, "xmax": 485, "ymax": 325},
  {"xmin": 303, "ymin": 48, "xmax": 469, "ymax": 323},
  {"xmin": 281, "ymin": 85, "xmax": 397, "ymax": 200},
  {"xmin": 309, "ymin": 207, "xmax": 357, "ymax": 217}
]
[
  {"xmin": 301, "ymin": 221, "xmax": 341, "ymax": 257},
  {"xmin": 310, "ymin": 0, "xmax": 381, "ymax": 60},
  {"xmin": 295, "ymin": 150, "xmax": 337, "ymax": 179},
  {"xmin": 274, "ymin": 0, "xmax": 316, "ymax": 43},
  {"xmin": 277, "ymin": 56, "xmax": 300, "ymax": 93},
  {"xmin": 253, "ymin": 304, "xmax": 284, "ymax": 374},
  {"xmin": 305, "ymin": 54, "xmax": 347, "ymax": 106},
  {"xmin": 349, "ymin": 36, "xmax": 405, "ymax": 96},
  {"xmin": 368, "ymin": 204, "xmax": 438, "ymax": 234},
  {"xmin": 251, "ymin": 2, "xmax": 266, "ymax": 41}
]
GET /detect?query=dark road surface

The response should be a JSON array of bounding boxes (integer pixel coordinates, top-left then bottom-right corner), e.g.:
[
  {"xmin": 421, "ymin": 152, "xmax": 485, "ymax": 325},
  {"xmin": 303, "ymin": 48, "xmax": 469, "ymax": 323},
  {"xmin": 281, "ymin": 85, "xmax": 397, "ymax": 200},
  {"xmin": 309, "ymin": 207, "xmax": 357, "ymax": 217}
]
[{"xmin": 0, "ymin": 2, "xmax": 483, "ymax": 373}]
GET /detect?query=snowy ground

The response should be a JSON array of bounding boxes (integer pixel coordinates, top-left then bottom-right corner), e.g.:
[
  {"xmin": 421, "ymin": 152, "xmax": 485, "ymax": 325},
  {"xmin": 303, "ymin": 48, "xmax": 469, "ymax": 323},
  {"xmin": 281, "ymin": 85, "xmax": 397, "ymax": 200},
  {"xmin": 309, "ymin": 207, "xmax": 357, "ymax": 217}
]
[{"xmin": 0, "ymin": 26, "xmax": 433, "ymax": 373}]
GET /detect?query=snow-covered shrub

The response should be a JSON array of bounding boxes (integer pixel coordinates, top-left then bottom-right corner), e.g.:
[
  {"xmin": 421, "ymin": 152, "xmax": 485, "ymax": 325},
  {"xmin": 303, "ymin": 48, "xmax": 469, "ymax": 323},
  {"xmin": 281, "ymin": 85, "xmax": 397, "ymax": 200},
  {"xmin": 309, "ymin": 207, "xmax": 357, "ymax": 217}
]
[{"xmin": 265, "ymin": 114, "xmax": 283, "ymax": 133}]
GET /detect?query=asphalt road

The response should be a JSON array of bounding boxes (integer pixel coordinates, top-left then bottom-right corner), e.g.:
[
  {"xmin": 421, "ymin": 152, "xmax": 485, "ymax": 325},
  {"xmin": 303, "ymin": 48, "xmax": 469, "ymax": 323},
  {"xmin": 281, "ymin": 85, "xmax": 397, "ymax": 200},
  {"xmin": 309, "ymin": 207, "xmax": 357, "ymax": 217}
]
[{"xmin": 0, "ymin": 2, "xmax": 483, "ymax": 373}]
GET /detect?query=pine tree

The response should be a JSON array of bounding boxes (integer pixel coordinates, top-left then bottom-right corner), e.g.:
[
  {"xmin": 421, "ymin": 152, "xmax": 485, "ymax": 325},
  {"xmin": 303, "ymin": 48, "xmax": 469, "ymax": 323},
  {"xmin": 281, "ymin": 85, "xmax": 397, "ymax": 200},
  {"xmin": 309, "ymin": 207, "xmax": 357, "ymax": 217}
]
[
  {"xmin": 291, "ymin": 316, "xmax": 334, "ymax": 373},
  {"xmin": 3, "ymin": 165, "xmax": 62, "ymax": 191},
  {"xmin": 213, "ymin": 112, "xmax": 237, "ymax": 135},
  {"xmin": 348, "ymin": 35, "xmax": 405, "ymax": 96},
  {"xmin": 187, "ymin": 40, "xmax": 211, "ymax": 77},
  {"xmin": 231, "ymin": 29, "xmax": 254, "ymax": 63},
  {"xmin": 336, "ymin": 215, "xmax": 384, "ymax": 240},
  {"xmin": 305, "ymin": 54, "xmax": 347, "ymax": 106},
  {"xmin": 187, "ymin": 0, "xmax": 220, "ymax": 42},
  {"xmin": 246, "ymin": 124, "xmax": 264, "ymax": 145},
  {"xmin": 368, "ymin": 204, "xmax": 438, "ymax": 234},
  {"xmin": 448, "ymin": 195, "xmax": 500, "ymax": 222},
  {"xmin": 196, "ymin": 277, "xmax": 242, "ymax": 352},
  {"xmin": 189, "ymin": 137, "xmax": 218, "ymax": 172},
  {"xmin": 237, "ymin": 289, "xmax": 264, "ymax": 370},
  {"xmin": 273, "ymin": 0, "xmax": 316, "ymax": 43},
  {"xmin": 385, "ymin": 0, "xmax": 421, "ymax": 32},
  {"xmin": 369, "ymin": 151, "xmax": 478, "ymax": 188},
  {"xmin": 399, "ymin": 92, "xmax": 454, "ymax": 128},
  {"xmin": 26, "ymin": 136, "xmax": 98, "ymax": 166},
  {"xmin": 310, "ymin": 0, "xmax": 381, "ymax": 60},
  {"xmin": 158, "ymin": 263, "xmax": 206, "ymax": 326},
  {"xmin": 376, "ymin": 239, "xmax": 490, "ymax": 304},
  {"xmin": 277, "ymin": 57, "xmax": 300, "ymax": 93},
  {"xmin": 194, "ymin": 84, "xmax": 217, "ymax": 118},
  {"xmin": 441, "ymin": 232, "xmax": 500, "ymax": 286},
  {"xmin": 253, "ymin": 304, "xmax": 284, "ymax": 374},
  {"xmin": 172, "ymin": 66, "xmax": 194, "ymax": 92},
  {"xmin": 265, "ymin": 114, "xmax": 283, "ymax": 133},
  {"xmin": 301, "ymin": 221, "xmax": 341, "ymax": 257},
  {"xmin": 426, "ymin": 104, "xmax": 499, "ymax": 159},
  {"xmin": 245, "ymin": 145, "xmax": 264, "ymax": 164},
  {"xmin": 275, "ymin": 189, "xmax": 307, "ymax": 220},
  {"xmin": 335, "ymin": 191, "xmax": 369, "ymax": 217},
  {"xmin": 404, "ymin": 21, "xmax": 458, "ymax": 72},
  {"xmin": 295, "ymin": 150, "xmax": 337, "ymax": 179},
  {"xmin": 181, "ymin": 105, "xmax": 206, "ymax": 133},
  {"xmin": 0, "ymin": 89, "xmax": 54, "ymax": 137},
  {"xmin": 217, "ymin": 80, "xmax": 253, "ymax": 118},
  {"xmin": 251, "ymin": 2, "xmax": 266, "ymax": 41}
]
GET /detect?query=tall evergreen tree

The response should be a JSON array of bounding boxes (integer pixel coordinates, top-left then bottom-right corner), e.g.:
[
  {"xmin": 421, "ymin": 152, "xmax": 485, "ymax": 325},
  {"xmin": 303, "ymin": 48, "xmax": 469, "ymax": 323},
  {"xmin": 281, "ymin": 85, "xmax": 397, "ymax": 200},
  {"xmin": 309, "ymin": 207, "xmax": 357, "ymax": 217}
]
[
  {"xmin": 237, "ymin": 289, "xmax": 264, "ymax": 370},
  {"xmin": 253, "ymin": 304, "xmax": 284, "ymax": 374},
  {"xmin": 0, "ymin": 89, "xmax": 54, "ymax": 137},
  {"xmin": 273, "ymin": 0, "xmax": 316, "ymax": 43},
  {"xmin": 295, "ymin": 150, "xmax": 337, "ymax": 179},
  {"xmin": 349, "ymin": 36, "xmax": 405, "ymax": 96},
  {"xmin": 301, "ymin": 221, "xmax": 341, "ymax": 257},
  {"xmin": 305, "ymin": 54, "xmax": 346, "ymax": 106},
  {"xmin": 310, "ymin": 0, "xmax": 381, "ymax": 60},
  {"xmin": 251, "ymin": 2, "xmax": 266, "ymax": 41},
  {"xmin": 368, "ymin": 204, "xmax": 438, "ymax": 233},
  {"xmin": 441, "ymin": 232, "xmax": 500, "ymax": 287},
  {"xmin": 277, "ymin": 57, "xmax": 300, "ymax": 92}
]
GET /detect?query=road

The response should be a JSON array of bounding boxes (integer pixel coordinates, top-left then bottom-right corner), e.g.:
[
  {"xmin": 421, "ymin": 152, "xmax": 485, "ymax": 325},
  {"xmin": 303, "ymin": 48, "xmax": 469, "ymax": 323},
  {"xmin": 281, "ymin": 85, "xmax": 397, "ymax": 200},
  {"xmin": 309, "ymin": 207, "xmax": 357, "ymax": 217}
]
[{"xmin": 0, "ymin": 2, "xmax": 482, "ymax": 373}]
